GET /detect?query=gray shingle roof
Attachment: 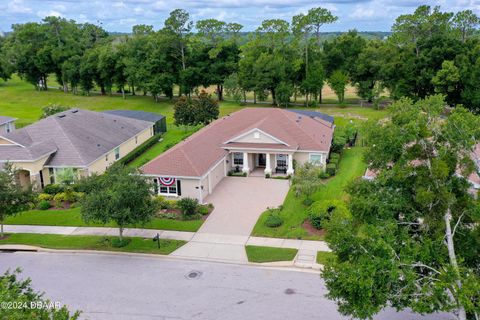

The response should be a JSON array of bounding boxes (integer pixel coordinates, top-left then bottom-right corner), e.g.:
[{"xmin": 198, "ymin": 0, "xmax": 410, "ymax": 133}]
[
  {"xmin": 103, "ymin": 110, "xmax": 165, "ymax": 123},
  {"xmin": 0, "ymin": 116, "xmax": 16, "ymax": 126},
  {"xmin": 289, "ymin": 109, "xmax": 334, "ymax": 124},
  {"xmin": 0, "ymin": 109, "xmax": 152, "ymax": 166}
]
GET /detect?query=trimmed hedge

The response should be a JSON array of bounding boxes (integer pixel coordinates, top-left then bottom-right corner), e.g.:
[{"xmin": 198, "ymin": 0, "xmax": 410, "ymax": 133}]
[
  {"xmin": 120, "ymin": 133, "xmax": 163, "ymax": 165},
  {"xmin": 326, "ymin": 163, "xmax": 337, "ymax": 176}
]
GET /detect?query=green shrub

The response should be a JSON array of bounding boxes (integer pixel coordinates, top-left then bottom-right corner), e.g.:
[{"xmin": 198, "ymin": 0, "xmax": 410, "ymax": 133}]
[
  {"xmin": 326, "ymin": 163, "xmax": 337, "ymax": 176},
  {"xmin": 265, "ymin": 213, "xmax": 283, "ymax": 228},
  {"xmin": 198, "ymin": 205, "xmax": 210, "ymax": 215},
  {"xmin": 37, "ymin": 193, "xmax": 53, "ymax": 202},
  {"xmin": 265, "ymin": 173, "xmax": 271, "ymax": 178},
  {"xmin": 38, "ymin": 200, "xmax": 51, "ymax": 210},
  {"xmin": 120, "ymin": 133, "xmax": 162, "ymax": 165},
  {"xmin": 155, "ymin": 196, "xmax": 172, "ymax": 210},
  {"xmin": 177, "ymin": 197, "xmax": 199, "ymax": 216},
  {"xmin": 330, "ymin": 153, "xmax": 340, "ymax": 161},
  {"xmin": 329, "ymin": 157, "xmax": 339, "ymax": 166},
  {"xmin": 319, "ymin": 171, "xmax": 330, "ymax": 179},
  {"xmin": 303, "ymin": 198, "xmax": 314, "ymax": 206},
  {"xmin": 43, "ymin": 184, "xmax": 64, "ymax": 195},
  {"xmin": 308, "ymin": 200, "xmax": 349, "ymax": 230},
  {"xmin": 111, "ymin": 238, "xmax": 130, "ymax": 248}
]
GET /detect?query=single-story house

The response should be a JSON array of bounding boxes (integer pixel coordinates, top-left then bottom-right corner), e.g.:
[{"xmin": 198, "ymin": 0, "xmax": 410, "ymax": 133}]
[
  {"xmin": 141, "ymin": 107, "xmax": 334, "ymax": 203},
  {"xmin": 103, "ymin": 110, "xmax": 166, "ymax": 134},
  {"xmin": 0, "ymin": 109, "xmax": 154, "ymax": 189},
  {"xmin": 0, "ymin": 116, "xmax": 16, "ymax": 135},
  {"xmin": 363, "ymin": 143, "xmax": 480, "ymax": 194}
]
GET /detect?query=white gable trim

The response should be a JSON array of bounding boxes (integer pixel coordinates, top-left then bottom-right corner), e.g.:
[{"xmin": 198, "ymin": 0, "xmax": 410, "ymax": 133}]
[
  {"xmin": 0, "ymin": 135, "xmax": 25, "ymax": 147},
  {"xmin": 224, "ymin": 128, "xmax": 289, "ymax": 146}
]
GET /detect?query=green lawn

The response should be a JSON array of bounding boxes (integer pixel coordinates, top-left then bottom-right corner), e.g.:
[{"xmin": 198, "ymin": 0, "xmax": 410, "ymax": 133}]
[
  {"xmin": 316, "ymin": 251, "xmax": 335, "ymax": 265},
  {"xmin": 0, "ymin": 233, "xmax": 185, "ymax": 255},
  {"xmin": 5, "ymin": 207, "xmax": 203, "ymax": 232},
  {"xmin": 251, "ymin": 147, "xmax": 367, "ymax": 240},
  {"xmin": 245, "ymin": 245, "xmax": 298, "ymax": 263}
]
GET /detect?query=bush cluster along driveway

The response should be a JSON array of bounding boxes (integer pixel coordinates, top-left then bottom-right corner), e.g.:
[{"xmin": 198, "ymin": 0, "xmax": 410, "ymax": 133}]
[
  {"xmin": 252, "ymin": 147, "xmax": 367, "ymax": 240},
  {"xmin": 5, "ymin": 208, "xmax": 204, "ymax": 232}
]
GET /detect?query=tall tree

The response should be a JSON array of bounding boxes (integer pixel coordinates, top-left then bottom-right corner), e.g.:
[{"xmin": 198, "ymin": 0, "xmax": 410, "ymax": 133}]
[
  {"xmin": 0, "ymin": 163, "xmax": 32, "ymax": 238},
  {"xmin": 323, "ymin": 95, "xmax": 480, "ymax": 320},
  {"xmin": 453, "ymin": 10, "xmax": 480, "ymax": 43},
  {"xmin": 80, "ymin": 165, "xmax": 156, "ymax": 242}
]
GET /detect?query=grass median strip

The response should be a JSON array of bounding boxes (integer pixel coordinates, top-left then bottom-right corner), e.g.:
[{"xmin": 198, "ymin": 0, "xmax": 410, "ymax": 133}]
[
  {"xmin": 316, "ymin": 251, "xmax": 334, "ymax": 265},
  {"xmin": 245, "ymin": 245, "xmax": 298, "ymax": 263},
  {"xmin": 0, "ymin": 233, "xmax": 186, "ymax": 255},
  {"xmin": 5, "ymin": 208, "xmax": 204, "ymax": 232}
]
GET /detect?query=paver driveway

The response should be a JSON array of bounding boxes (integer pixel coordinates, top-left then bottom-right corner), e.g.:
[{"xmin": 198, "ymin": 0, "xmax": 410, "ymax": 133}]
[
  {"xmin": 198, "ymin": 176, "xmax": 290, "ymax": 236},
  {"xmin": 171, "ymin": 176, "xmax": 289, "ymax": 262}
]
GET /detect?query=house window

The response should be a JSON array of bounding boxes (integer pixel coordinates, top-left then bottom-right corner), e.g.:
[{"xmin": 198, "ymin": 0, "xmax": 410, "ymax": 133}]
[
  {"xmin": 5, "ymin": 123, "xmax": 12, "ymax": 133},
  {"xmin": 254, "ymin": 132, "xmax": 260, "ymax": 139},
  {"xmin": 276, "ymin": 154, "xmax": 287, "ymax": 168},
  {"xmin": 233, "ymin": 152, "xmax": 243, "ymax": 165},
  {"xmin": 159, "ymin": 185, "xmax": 177, "ymax": 195},
  {"xmin": 309, "ymin": 154, "xmax": 323, "ymax": 165},
  {"xmin": 105, "ymin": 154, "xmax": 108, "ymax": 162},
  {"xmin": 114, "ymin": 147, "xmax": 120, "ymax": 160}
]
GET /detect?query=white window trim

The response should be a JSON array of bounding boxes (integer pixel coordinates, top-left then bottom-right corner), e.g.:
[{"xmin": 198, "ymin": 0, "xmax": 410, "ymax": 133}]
[
  {"xmin": 275, "ymin": 154, "xmax": 287, "ymax": 168},
  {"xmin": 158, "ymin": 185, "xmax": 178, "ymax": 197},
  {"xmin": 232, "ymin": 152, "xmax": 244, "ymax": 166},
  {"xmin": 309, "ymin": 153, "xmax": 323, "ymax": 165}
]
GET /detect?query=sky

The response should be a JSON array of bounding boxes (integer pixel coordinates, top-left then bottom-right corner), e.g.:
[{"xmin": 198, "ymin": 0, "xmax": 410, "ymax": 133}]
[{"xmin": 0, "ymin": 0, "xmax": 479, "ymax": 33}]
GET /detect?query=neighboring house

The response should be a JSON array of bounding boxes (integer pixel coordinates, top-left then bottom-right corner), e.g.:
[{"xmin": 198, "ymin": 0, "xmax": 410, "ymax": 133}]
[
  {"xmin": 363, "ymin": 143, "xmax": 480, "ymax": 194},
  {"xmin": 0, "ymin": 116, "xmax": 16, "ymax": 135},
  {"xmin": 103, "ymin": 110, "xmax": 166, "ymax": 134},
  {"xmin": 0, "ymin": 109, "xmax": 154, "ymax": 189},
  {"xmin": 141, "ymin": 108, "xmax": 334, "ymax": 203}
]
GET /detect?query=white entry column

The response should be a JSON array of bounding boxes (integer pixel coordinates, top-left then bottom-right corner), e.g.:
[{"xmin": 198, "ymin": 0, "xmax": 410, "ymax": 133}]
[
  {"xmin": 287, "ymin": 154, "xmax": 294, "ymax": 175},
  {"xmin": 264, "ymin": 153, "xmax": 271, "ymax": 174},
  {"xmin": 242, "ymin": 152, "xmax": 250, "ymax": 174}
]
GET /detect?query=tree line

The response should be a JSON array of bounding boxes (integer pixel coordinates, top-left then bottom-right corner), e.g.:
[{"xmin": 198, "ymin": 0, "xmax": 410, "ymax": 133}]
[{"xmin": 0, "ymin": 6, "xmax": 479, "ymax": 111}]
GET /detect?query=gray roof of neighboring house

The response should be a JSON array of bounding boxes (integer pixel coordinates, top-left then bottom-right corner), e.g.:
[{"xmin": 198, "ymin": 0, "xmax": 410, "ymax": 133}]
[
  {"xmin": 0, "ymin": 116, "xmax": 16, "ymax": 126},
  {"xmin": 103, "ymin": 110, "xmax": 165, "ymax": 123},
  {"xmin": 289, "ymin": 109, "xmax": 334, "ymax": 124},
  {"xmin": 0, "ymin": 109, "xmax": 152, "ymax": 166}
]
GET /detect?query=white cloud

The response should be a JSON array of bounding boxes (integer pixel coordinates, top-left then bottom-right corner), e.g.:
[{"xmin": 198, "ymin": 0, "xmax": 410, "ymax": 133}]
[
  {"xmin": 7, "ymin": 0, "xmax": 32, "ymax": 14},
  {"xmin": 37, "ymin": 10, "xmax": 63, "ymax": 18}
]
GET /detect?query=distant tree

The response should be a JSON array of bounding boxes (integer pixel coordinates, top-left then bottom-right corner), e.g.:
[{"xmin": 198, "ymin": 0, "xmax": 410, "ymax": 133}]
[
  {"xmin": 327, "ymin": 70, "xmax": 349, "ymax": 103},
  {"xmin": 173, "ymin": 95, "xmax": 195, "ymax": 127},
  {"xmin": 193, "ymin": 91, "xmax": 219, "ymax": 125},
  {"xmin": 432, "ymin": 60, "xmax": 461, "ymax": 105},
  {"xmin": 452, "ymin": 10, "xmax": 480, "ymax": 43},
  {"xmin": 224, "ymin": 72, "xmax": 243, "ymax": 103},
  {"xmin": 351, "ymin": 40, "xmax": 384, "ymax": 102},
  {"xmin": 0, "ymin": 163, "xmax": 32, "ymax": 238},
  {"xmin": 80, "ymin": 165, "xmax": 156, "ymax": 243},
  {"xmin": 0, "ymin": 269, "xmax": 80, "ymax": 319},
  {"xmin": 275, "ymin": 81, "xmax": 294, "ymax": 108},
  {"xmin": 40, "ymin": 104, "xmax": 70, "ymax": 119},
  {"xmin": 323, "ymin": 96, "xmax": 480, "ymax": 320}
]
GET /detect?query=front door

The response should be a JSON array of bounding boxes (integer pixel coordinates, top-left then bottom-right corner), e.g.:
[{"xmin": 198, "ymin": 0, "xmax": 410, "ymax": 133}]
[{"xmin": 258, "ymin": 154, "xmax": 266, "ymax": 167}]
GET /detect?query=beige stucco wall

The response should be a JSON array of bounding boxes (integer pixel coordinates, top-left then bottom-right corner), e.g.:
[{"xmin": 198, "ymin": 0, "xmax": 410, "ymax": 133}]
[
  {"xmin": 234, "ymin": 130, "xmax": 281, "ymax": 144},
  {"xmin": 0, "ymin": 122, "xmax": 15, "ymax": 135},
  {"xmin": 206, "ymin": 158, "xmax": 226, "ymax": 195},
  {"xmin": 293, "ymin": 151, "xmax": 328, "ymax": 167},
  {"xmin": 87, "ymin": 126, "xmax": 153, "ymax": 175}
]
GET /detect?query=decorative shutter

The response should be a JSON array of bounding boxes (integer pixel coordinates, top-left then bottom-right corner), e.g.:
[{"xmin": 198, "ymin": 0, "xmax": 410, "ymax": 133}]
[{"xmin": 177, "ymin": 180, "xmax": 181, "ymax": 196}]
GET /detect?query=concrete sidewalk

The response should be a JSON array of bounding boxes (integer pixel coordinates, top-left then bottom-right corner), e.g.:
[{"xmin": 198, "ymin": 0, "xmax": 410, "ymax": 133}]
[{"xmin": 3, "ymin": 225, "xmax": 330, "ymax": 267}]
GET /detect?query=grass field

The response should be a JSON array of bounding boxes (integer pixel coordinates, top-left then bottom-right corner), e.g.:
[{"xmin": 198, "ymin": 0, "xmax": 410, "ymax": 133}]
[
  {"xmin": 245, "ymin": 245, "xmax": 298, "ymax": 263},
  {"xmin": 251, "ymin": 147, "xmax": 368, "ymax": 240},
  {"xmin": 5, "ymin": 207, "xmax": 204, "ymax": 232},
  {"xmin": 0, "ymin": 233, "xmax": 185, "ymax": 255},
  {"xmin": 0, "ymin": 76, "xmax": 387, "ymax": 168}
]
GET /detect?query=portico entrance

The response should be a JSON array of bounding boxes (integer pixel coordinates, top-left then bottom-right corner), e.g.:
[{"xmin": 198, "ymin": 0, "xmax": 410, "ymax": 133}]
[{"xmin": 257, "ymin": 153, "xmax": 266, "ymax": 167}]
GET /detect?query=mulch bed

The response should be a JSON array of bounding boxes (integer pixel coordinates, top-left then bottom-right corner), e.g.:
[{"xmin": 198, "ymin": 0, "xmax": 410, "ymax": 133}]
[{"xmin": 302, "ymin": 220, "xmax": 326, "ymax": 237}]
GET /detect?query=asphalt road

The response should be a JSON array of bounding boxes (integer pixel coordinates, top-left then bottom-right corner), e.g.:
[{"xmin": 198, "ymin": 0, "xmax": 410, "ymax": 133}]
[{"xmin": 0, "ymin": 251, "xmax": 451, "ymax": 320}]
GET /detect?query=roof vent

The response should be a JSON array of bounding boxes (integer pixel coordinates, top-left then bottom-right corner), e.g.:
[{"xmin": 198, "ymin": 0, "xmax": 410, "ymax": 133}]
[
  {"xmin": 57, "ymin": 114, "xmax": 66, "ymax": 118},
  {"xmin": 97, "ymin": 144, "xmax": 101, "ymax": 147},
  {"xmin": 71, "ymin": 109, "xmax": 79, "ymax": 113}
]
